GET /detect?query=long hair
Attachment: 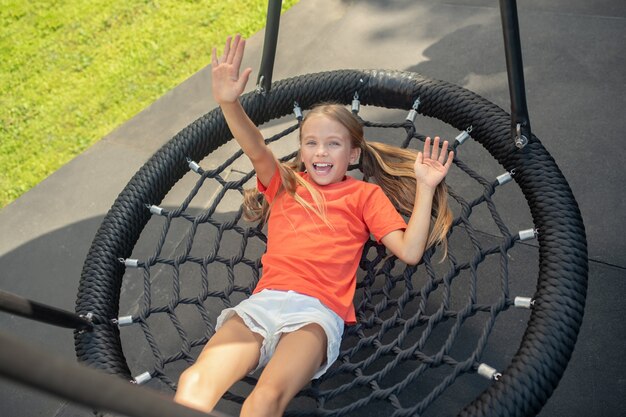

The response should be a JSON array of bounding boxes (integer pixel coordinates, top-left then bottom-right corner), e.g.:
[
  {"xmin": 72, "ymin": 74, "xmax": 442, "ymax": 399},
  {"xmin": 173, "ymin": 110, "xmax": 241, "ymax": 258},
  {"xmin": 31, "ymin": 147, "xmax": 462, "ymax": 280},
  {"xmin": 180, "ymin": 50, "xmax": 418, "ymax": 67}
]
[{"xmin": 243, "ymin": 103, "xmax": 453, "ymax": 256}]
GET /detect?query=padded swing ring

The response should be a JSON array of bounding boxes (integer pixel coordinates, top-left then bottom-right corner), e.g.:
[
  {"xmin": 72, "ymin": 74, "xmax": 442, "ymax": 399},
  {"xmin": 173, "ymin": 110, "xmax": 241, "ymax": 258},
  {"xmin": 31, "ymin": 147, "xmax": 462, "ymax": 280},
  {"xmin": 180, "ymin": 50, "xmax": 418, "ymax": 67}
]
[{"xmin": 75, "ymin": 69, "xmax": 588, "ymax": 417}]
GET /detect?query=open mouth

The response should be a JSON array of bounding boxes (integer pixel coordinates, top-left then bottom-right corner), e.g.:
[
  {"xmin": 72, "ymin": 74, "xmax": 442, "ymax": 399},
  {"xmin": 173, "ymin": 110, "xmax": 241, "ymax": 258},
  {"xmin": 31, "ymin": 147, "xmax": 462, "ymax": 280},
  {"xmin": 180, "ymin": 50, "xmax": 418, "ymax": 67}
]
[{"xmin": 312, "ymin": 163, "xmax": 333, "ymax": 175}]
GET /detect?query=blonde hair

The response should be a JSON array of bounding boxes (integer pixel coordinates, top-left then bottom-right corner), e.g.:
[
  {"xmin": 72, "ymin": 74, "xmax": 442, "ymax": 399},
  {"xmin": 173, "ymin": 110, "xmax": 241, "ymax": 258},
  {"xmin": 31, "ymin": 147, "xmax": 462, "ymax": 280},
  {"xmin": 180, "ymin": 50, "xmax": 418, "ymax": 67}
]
[{"xmin": 243, "ymin": 104, "xmax": 453, "ymax": 257}]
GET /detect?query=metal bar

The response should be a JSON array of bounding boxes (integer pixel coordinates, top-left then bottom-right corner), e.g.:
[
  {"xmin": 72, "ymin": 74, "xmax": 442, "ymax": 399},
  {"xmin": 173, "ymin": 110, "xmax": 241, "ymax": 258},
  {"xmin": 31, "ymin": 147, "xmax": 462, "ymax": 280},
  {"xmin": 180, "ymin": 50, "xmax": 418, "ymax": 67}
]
[
  {"xmin": 256, "ymin": 0, "xmax": 282, "ymax": 93},
  {"xmin": 0, "ymin": 331, "xmax": 231, "ymax": 417},
  {"xmin": 499, "ymin": 0, "xmax": 532, "ymax": 147},
  {"xmin": 0, "ymin": 289, "xmax": 92, "ymax": 331}
]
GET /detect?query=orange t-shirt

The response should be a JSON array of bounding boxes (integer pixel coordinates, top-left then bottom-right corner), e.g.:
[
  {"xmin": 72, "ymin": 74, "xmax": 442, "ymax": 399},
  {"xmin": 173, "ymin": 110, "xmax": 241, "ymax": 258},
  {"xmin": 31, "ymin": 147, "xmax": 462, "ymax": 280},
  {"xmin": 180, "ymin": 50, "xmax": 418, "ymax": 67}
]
[{"xmin": 253, "ymin": 168, "xmax": 407, "ymax": 324}]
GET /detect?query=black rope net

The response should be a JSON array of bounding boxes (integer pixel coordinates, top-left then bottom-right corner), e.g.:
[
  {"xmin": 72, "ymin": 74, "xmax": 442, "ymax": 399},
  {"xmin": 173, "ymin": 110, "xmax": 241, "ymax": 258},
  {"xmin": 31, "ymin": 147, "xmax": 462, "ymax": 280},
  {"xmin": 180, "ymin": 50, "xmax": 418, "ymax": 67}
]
[{"xmin": 75, "ymin": 70, "xmax": 587, "ymax": 417}]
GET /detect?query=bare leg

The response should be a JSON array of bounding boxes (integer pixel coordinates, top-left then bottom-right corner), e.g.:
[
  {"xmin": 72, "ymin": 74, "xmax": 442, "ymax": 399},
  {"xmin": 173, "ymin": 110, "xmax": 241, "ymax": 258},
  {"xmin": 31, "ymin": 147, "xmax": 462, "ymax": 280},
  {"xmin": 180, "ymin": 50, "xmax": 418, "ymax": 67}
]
[
  {"xmin": 240, "ymin": 323, "xmax": 328, "ymax": 417},
  {"xmin": 175, "ymin": 314, "xmax": 263, "ymax": 412}
]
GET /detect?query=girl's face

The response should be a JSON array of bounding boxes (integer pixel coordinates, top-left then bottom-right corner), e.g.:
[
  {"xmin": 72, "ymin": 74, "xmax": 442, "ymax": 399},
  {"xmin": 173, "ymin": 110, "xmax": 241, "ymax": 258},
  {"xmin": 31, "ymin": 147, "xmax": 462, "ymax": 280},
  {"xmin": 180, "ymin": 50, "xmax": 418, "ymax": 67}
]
[{"xmin": 300, "ymin": 114, "xmax": 361, "ymax": 186}]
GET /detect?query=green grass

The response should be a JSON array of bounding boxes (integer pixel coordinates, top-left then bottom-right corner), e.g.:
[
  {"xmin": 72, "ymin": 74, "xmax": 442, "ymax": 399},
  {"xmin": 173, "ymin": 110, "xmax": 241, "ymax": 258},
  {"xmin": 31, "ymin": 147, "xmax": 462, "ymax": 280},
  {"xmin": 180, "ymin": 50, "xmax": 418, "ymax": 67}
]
[{"xmin": 0, "ymin": 0, "xmax": 299, "ymax": 208}]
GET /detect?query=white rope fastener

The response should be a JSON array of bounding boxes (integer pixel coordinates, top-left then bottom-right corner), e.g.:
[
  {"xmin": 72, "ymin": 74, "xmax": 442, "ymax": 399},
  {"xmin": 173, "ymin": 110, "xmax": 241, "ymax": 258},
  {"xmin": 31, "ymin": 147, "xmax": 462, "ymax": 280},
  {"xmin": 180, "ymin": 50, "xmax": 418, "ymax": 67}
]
[
  {"xmin": 352, "ymin": 92, "xmax": 360, "ymax": 113},
  {"xmin": 514, "ymin": 296, "xmax": 534, "ymax": 309},
  {"xmin": 496, "ymin": 169, "xmax": 515, "ymax": 185},
  {"xmin": 477, "ymin": 363, "xmax": 502, "ymax": 381},
  {"xmin": 118, "ymin": 258, "xmax": 139, "ymax": 268},
  {"xmin": 133, "ymin": 371, "xmax": 152, "ymax": 385},
  {"xmin": 406, "ymin": 98, "xmax": 421, "ymax": 123},
  {"xmin": 145, "ymin": 204, "xmax": 163, "ymax": 216},
  {"xmin": 518, "ymin": 228, "xmax": 538, "ymax": 241},
  {"xmin": 455, "ymin": 126, "xmax": 473, "ymax": 145},
  {"xmin": 186, "ymin": 158, "xmax": 201, "ymax": 173},
  {"xmin": 293, "ymin": 102, "xmax": 303, "ymax": 120},
  {"xmin": 116, "ymin": 315, "xmax": 134, "ymax": 327}
]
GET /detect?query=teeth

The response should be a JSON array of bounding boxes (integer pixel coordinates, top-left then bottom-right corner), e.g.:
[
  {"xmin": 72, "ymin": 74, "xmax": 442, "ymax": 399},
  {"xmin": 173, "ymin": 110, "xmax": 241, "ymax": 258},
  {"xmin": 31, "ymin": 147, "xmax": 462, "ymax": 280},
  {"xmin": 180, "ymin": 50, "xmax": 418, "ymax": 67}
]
[{"xmin": 314, "ymin": 163, "xmax": 332, "ymax": 168}]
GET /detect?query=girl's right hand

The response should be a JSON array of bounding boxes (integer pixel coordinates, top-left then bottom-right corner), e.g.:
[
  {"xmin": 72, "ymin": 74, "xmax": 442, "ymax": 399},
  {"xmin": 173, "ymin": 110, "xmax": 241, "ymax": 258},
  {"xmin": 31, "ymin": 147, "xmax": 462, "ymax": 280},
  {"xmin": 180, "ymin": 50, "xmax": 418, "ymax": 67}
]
[{"xmin": 211, "ymin": 35, "xmax": 253, "ymax": 105}]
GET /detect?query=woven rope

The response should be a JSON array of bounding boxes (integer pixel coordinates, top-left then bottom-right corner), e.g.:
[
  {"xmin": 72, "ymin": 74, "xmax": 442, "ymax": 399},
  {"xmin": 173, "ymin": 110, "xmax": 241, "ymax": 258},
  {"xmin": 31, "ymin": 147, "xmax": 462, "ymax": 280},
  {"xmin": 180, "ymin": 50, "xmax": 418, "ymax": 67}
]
[{"xmin": 75, "ymin": 70, "xmax": 587, "ymax": 417}]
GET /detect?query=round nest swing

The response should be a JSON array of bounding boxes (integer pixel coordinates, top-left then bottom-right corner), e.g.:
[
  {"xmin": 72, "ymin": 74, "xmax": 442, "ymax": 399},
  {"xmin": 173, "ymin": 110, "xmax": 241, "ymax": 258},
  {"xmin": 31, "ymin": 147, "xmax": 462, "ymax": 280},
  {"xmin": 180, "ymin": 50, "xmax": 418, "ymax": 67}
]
[{"xmin": 74, "ymin": 69, "xmax": 587, "ymax": 417}]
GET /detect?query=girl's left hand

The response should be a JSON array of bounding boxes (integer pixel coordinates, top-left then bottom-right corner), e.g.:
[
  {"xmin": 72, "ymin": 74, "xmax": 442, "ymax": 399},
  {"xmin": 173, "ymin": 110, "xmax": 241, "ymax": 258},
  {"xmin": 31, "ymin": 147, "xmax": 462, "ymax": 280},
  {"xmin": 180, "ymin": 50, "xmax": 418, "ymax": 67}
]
[{"xmin": 414, "ymin": 136, "xmax": 454, "ymax": 189}]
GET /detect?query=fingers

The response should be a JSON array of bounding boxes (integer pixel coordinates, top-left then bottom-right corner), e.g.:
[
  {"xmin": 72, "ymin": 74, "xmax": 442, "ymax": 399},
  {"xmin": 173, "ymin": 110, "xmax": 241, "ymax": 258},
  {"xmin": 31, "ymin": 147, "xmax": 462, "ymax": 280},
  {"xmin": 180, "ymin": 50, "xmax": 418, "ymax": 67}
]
[
  {"xmin": 211, "ymin": 47, "xmax": 218, "ymax": 67},
  {"xmin": 232, "ymin": 37, "xmax": 246, "ymax": 71},
  {"xmin": 416, "ymin": 151, "xmax": 423, "ymax": 165},
  {"xmin": 216, "ymin": 34, "xmax": 244, "ymax": 65},
  {"xmin": 227, "ymin": 34, "xmax": 241, "ymax": 63},
  {"xmin": 222, "ymin": 35, "xmax": 232, "ymax": 63},
  {"xmin": 238, "ymin": 67, "xmax": 253, "ymax": 90},
  {"xmin": 438, "ymin": 139, "xmax": 449, "ymax": 164},
  {"xmin": 431, "ymin": 137, "xmax": 441, "ymax": 161},
  {"xmin": 422, "ymin": 136, "xmax": 454, "ymax": 170},
  {"xmin": 444, "ymin": 150, "xmax": 455, "ymax": 169},
  {"xmin": 423, "ymin": 137, "xmax": 431, "ymax": 160}
]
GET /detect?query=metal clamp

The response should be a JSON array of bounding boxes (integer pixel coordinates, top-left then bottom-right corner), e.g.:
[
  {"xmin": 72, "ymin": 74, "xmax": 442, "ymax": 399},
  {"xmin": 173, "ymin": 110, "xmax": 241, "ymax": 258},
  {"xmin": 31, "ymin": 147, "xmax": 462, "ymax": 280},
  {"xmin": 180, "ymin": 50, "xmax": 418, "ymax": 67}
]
[
  {"xmin": 514, "ymin": 297, "xmax": 535, "ymax": 309},
  {"xmin": 406, "ymin": 98, "xmax": 421, "ymax": 123},
  {"xmin": 255, "ymin": 75, "xmax": 266, "ymax": 95},
  {"xmin": 133, "ymin": 371, "xmax": 152, "ymax": 385},
  {"xmin": 186, "ymin": 158, "xmax": 201, "ymax": 173},
  {"xmin": 478, "ymin": 363, "xmax": 502, "ymax": 381},
  {"xmin": 293, "ymin": 102, "xmax": 303, "ymax": 121},
  {"xmin": 515, "ymin": 123, "xmax": 528, "ymax": 149},
  {"xmin": 352, "ymin": 92, "xmax": 360, "ymax": 114},
  {"xmin": 455, "ymin": 126, "xmax": 473, "ymax": 145},
  {"xmin": 496, "ymin": 169, "xmax": 515, "ymax": 185},
  {"xmin": 116, "ymin": 315, "xmax": 134, "ymax": 327},
  {"xmin": 518, "ymin": 228, "xmax": 538, "ymax": 241},
  {"xmin": 77, "ymin": 312, "xmax": 94, "ymax": 334},
  {"xmin": 145, "ymin": 204, "xmax": 163, "ymax": 216},
  {"xmin": 118, "ymin": 258, "xmax": 139, "ymax": 268}
]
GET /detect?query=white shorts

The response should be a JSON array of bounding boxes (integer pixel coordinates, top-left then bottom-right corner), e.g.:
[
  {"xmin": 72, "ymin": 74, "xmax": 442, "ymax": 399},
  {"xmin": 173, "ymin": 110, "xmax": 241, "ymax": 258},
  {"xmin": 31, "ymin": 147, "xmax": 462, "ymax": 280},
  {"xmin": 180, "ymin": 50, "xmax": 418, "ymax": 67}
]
[{"xmin": 216, "ymin": 289, "xmax": 344, "ymax": 379}]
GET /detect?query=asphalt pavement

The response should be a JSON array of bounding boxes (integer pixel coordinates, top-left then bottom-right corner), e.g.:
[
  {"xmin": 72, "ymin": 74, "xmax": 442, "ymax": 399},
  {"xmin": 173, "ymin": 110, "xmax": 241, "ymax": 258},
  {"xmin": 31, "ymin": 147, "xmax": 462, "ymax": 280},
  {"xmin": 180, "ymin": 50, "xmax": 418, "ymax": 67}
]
[{"xmin": 1, "ymin": 1, "xmax": 624, "ymax": 416}]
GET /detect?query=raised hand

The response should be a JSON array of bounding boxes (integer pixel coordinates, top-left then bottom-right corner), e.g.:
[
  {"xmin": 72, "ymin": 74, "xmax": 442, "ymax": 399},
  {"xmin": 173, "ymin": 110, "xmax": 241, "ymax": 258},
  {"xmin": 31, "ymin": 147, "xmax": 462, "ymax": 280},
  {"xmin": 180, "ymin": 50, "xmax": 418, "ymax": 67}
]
[
  {"xmin": 211, "ymin": 35, "xmax": 253, "ymax": 104},
  {"xmin": 414, "ymin": 136, "xmax": 454, "ymax": 190}
]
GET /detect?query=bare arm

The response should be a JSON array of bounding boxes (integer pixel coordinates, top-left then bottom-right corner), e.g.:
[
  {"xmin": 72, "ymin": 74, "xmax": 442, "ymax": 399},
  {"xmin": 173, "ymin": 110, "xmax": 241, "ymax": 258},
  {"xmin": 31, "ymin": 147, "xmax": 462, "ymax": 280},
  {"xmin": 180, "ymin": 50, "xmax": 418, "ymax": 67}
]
[
  {"xmin": 211, "ymin": 35, "xmax": 276, "ymax": 186},
  {"xmin": 381, "ymin": 137, "xmax": 454, "ymax": 265}
]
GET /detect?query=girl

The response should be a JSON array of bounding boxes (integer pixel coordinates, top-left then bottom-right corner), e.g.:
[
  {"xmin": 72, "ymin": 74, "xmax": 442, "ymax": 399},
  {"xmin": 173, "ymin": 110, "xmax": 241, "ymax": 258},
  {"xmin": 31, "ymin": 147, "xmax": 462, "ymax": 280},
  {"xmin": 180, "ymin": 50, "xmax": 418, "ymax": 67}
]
[{"xmin": 174, "ymin": 35, "xmax": 454, "ymax": 417}]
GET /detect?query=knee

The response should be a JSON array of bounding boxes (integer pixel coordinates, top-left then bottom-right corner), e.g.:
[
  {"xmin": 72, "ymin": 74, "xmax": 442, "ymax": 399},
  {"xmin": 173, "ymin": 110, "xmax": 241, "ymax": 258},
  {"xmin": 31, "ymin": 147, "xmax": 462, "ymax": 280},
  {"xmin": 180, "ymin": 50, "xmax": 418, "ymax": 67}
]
[
  {"xmin": 243, "ymin": 384, "xmax": 287, "ymax": 416},
  {"xmin": 177, "ymin": 365, "xmax": 204, "ymax": 390},
  {"xmin": 175, "ymin": 366, "xmax": 211, "ymax": 411},
  {"xmin": 176, "ymin": 365, "xmax": 218, "ymax": 403}
]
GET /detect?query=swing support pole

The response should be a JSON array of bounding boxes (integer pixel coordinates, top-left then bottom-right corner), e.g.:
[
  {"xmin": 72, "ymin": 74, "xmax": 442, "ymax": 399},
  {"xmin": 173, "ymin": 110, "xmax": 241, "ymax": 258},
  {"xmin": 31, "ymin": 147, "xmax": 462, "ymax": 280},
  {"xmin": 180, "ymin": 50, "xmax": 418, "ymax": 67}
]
[
  {"xmin": 257, "ymin": 0, "xmax": 533, "ymax": 148},
  {"xmin": 256, "ymin": 0, "xmax": 282, "ymax": 94},
  {"xmin": 0, "ymin": 289, "xmax": 93, "ymax": 331},
  {"xmin": 499, "ymin": 0, "xmax": 532, "ymax": 148},
  {"xmin": 0, "ymin": 331, "xmax": 231, "ymax": 417}
]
